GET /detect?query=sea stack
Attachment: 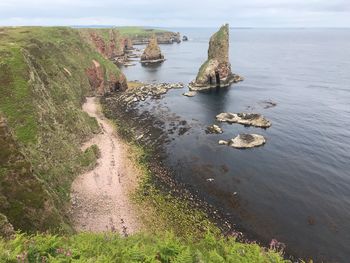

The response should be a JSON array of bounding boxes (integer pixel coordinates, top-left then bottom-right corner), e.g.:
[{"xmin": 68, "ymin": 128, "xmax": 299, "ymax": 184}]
[
  {"xmin": 141, "ymin": 36, "xmax": 165, "ymax": 64},
  {"xmin": 190, "ymin": 24, "xmax": 243, "ymax": 90}
]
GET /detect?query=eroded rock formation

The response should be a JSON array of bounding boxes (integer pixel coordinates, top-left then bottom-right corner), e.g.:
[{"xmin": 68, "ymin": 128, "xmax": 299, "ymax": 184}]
[
  {"xmin": 84, "ymin": 29, "xmax": 132, "ymax": 60},
  {"xmin": 190, "ymin": 24, "xmax": 243, "ymax": 90},
  {"xmin": 219, "ymin": 134, "xmax": 266, "ymax": 149},
  {"xmin": 86, "ymin": 60, "xmax": 128, "ymax": 95},
  {"xmin": 141, "ymin": 37, "xmax": 165, "ymax": 63},
  {"xmin": 216, "ymin": 112, "xmax": 271, "ymax": 128}
]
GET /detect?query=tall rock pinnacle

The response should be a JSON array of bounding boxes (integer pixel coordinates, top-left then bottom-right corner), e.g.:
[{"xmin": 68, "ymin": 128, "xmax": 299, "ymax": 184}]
[
  {"xmin": 190, "ymin": 24, "xmax": 243, "ymax": 90},
  {"xmin": 141, "ymin": 36, "xmax": 165, "ymax": 64}
]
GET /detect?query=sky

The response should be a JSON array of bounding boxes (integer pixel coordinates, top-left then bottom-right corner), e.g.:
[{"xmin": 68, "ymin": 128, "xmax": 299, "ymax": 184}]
[{"xmin": 0, "ymin": 0, "xmax": 349, "ymax": 28}]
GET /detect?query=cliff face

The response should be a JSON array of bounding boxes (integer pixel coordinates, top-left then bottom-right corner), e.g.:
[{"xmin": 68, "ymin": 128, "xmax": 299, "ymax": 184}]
[
  {"xmin": 86, "ymin": 60, "xmax": 127, "ymax": 95},
  {"xmin": 79, "ymin": 28, "xmax": 132, "ymax": 59},
  {"xmin": 191, "ymin": 24, "xmax": 242, "ymax": 90},
  {"xmin": 141, "ymin": 37, "xmax": 164, "ymax": 62},
  {"xmin": 0, "ymin": 27, "xmax": 126, "ymax": 232}
]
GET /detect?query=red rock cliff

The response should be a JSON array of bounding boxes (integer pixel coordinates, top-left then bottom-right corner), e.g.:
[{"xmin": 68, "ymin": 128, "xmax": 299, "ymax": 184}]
[{"xmin": 86, "ymin": 60, "xmax": 127, "ymax": 95}]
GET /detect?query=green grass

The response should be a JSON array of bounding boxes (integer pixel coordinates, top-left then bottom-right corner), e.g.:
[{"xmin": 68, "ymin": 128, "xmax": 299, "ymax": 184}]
[
  {"xmin": 0, "ymin": 46, "xmax": 38, "ymax": 144},
  {"xmin": 0, "ymin": 232, "xmax": 289, "ymax": 262},
  {"xmin": 197, "ymin": 59, "xmax": 210, "ymax": 80}
]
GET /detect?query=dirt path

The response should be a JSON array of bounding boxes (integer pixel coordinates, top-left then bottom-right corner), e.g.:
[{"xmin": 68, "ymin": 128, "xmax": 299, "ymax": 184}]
[{"xmin": 70, "ymin": 97, "xmax": 141, "ymax": 235}]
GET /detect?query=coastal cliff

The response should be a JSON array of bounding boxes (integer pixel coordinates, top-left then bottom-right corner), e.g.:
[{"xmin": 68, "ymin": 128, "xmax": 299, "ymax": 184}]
[
  {"xmin": 79, "ymin": 28, "xmax": 128, "ymax": 59},
  {"xmin": 190, "ymin": 24, "xmax": 243, "ymax": 90},
  {"xmin": 0, "ymin": 27, "xmax": 125, "ymax": 231}
]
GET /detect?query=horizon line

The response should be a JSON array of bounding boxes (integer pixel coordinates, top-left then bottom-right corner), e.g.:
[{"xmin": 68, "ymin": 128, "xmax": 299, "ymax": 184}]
[{"xmin": 1, "ymin": 25, "xmax": 350, "ymax": 29}]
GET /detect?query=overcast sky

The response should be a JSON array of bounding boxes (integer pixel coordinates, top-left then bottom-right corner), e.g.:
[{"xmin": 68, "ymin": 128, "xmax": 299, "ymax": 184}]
[{"xmin": 0, "ymin": 0, "xmax": 349, "ymax": 27}]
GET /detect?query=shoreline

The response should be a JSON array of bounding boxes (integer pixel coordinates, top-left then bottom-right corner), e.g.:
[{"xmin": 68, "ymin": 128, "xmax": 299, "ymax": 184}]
[{"xmin": 100, "ymin": 89, "xmax": 301, "ymax": 261}]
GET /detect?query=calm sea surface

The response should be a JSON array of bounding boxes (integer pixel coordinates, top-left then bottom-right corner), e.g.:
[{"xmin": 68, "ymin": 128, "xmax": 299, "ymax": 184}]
[{"xmin": 122, "ymin": 28, "xmax": 350, "ymax": 262}]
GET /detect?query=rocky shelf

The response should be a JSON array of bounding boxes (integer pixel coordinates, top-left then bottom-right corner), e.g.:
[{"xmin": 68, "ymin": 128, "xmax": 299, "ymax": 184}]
[
  {"xmin": 116, "ymin": 82, "xmax": 184, "ymax": 104},
  {"xmin": 219, "ymin": 134, "xmax": 266, "ymax": 149},
  {"xmin": 216, "ymin": 112, "xmax": 271, "ymax": 128}
]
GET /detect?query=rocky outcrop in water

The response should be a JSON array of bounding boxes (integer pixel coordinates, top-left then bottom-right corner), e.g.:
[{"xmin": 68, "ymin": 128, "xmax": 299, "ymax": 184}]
[
  {"xmin": 141, "ymin": 37, "xmax": 165, "ymax": 63},
  {"xmin": 183, "ymin": 91, "xmax": 197, "ymax": 97},
  {"xmin": 206, "ymin": 124, "xmax": 223, "ymax": 134},
  {"xmin": 216, "ymin": 113, "xmax": 271, "ymax": 128},
  {"xmin": 86, "ymin": 60, "xmax": 128, "ymax": 95},
  {"xmin": 189, "ymin": 24, "xmax": 243, "ymax": 90},
  {"xmin": 219, "ymin": 134, "xmax": 266, "ymax": 149}
]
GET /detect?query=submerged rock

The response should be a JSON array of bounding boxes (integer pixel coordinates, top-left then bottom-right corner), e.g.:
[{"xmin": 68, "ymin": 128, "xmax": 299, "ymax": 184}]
[
  {"xmin": 189, "ymin": 24, "xmax": 243, "ymax": 90},
  {"xmin": 206, "ymin": 124, "xmax": 223, "ymax": 134},
  {"xmin": 216, "ymin": 112, "xmax": 271, "ymax": 128},
  {"xmin": 141, "ymin": 36, "xmax": 165, "ymax": 63},
  {"xmin": 259, "ymin": 100, "xmax": 277, "ymax": 109},
  {"xmin": 183, "ymin": 91, "xmax": 197, "ymax": 97},
  {"xmin": 219, "ymin": 134, "xmax": 266, "ymax": 149}
]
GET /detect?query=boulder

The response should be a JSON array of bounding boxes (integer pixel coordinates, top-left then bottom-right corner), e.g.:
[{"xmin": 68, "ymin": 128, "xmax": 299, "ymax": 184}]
[
  {"xmin": 206, "ymin": 124, "xmax": 223, "ymax": 134},
  {"xmin": 141, "ymin": 37, "xmax": 165, "ymax": 63},
  {"xmin": 219, "ymin": 134, "xmax": 266, "ymax": 149},
  {"xmin": 216, "ymin": 112, "xmax": 271, "ymax": 128},
  {"xmin": 190, "ymin": 24, "xmax": 243, "ymax": 90}
]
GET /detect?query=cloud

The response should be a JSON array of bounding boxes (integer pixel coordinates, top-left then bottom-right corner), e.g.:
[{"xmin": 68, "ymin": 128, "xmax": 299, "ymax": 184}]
[{"xmin": 0, "ymin": 0, "xmax": 349, "ymax": 27}]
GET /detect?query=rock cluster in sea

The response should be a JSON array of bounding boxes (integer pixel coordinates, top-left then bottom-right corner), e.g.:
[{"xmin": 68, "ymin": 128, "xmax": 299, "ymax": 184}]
[
  {"xmin": 212, "ymin": 112, "xmax": 271, "ymax": 149},
  {"xmin": 189, "ymin": 24, "xmax": 243, "ymax": 91},
  {"xmin": 216, "ymin": 112, "xmax": 271, "ymax": 128},
  {"xmin": 117, "ymin": 82, "xmax": 184, "ymax": 104},
  {"xmin": 141, "ymin": 36, "xmax": 165, "ymax": 64}
]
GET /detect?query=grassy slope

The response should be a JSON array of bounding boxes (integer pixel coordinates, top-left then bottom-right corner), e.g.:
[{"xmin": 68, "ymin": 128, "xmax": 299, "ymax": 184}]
[{"xmin": 0, "ymin": 26, "xmax": 123, "ymax": 232}]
